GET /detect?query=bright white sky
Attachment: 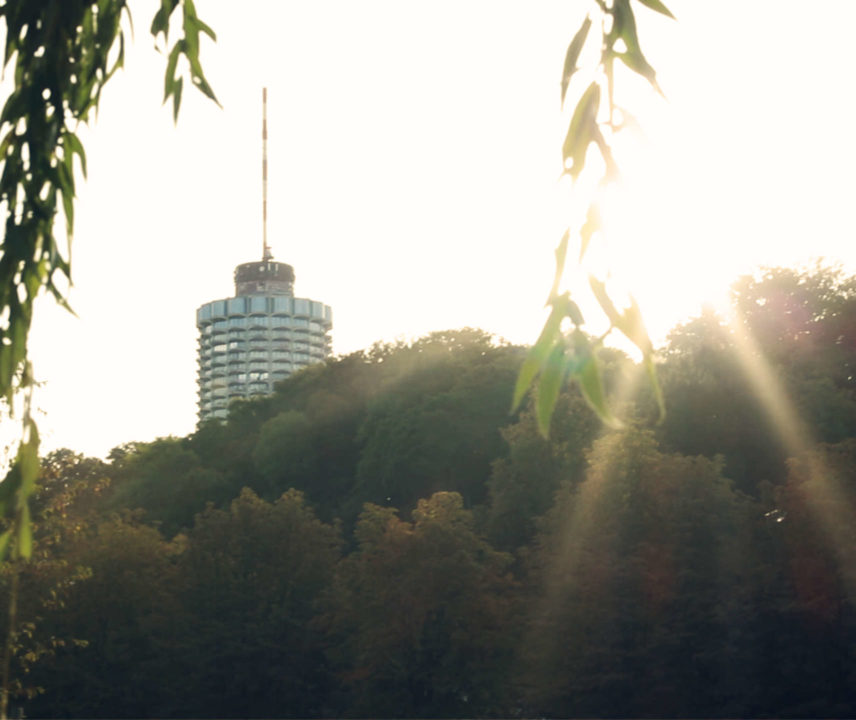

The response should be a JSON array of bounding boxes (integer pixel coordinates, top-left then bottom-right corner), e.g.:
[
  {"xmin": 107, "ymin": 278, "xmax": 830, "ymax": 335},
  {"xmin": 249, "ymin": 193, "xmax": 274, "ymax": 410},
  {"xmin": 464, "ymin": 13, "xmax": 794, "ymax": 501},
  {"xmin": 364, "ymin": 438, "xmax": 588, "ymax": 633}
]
[{"xmin": 23, "ymin": 1, "xmax": 856, "ymax": 458}]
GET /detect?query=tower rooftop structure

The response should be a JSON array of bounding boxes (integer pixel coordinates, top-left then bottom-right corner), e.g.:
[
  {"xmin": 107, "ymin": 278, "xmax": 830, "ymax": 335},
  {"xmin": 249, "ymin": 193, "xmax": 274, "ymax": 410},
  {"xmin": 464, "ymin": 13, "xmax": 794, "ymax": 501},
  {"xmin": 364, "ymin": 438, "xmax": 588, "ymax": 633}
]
[{"xmin": 234, "ymin": 260, "xmax": 295, "ymax": 297}]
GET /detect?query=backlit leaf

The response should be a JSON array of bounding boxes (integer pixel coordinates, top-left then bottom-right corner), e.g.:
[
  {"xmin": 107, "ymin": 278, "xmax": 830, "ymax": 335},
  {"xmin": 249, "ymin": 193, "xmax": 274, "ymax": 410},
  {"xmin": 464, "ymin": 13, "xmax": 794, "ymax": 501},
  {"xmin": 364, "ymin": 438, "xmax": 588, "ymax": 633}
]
[
  {"xmin": 592, "ymin": 125, "xmax": 619, "ymax": 179},
  {"xmin": 105, "ymin": 31, "xmax": 125, "ymax": 82},
  {"xmin": 151, "ymin": 0, "xmax": 179, "ymax": 41},
  {"xmin": 0, "ymin": 464, "xmax": 21, "ymax": 518},
  {"xmin": 512, "ymin": 308, "xmax": 563, "ymax": 411},
  {"xmin": 193, "ymin": 74, "xmax": 219, "ymax": 105},
  {"xmin": 64, "ymin": 132, "xmax": 88, "ymax": 178},
  {"xmin": 60, "ymin": 186, "xmax": 74, "ymax": 235},
  {"xmin": 17, "ymin": 501, "xmax": 31, "ymax": 559},
  {"xmin": 548, "ymin": 229, "xmax": 570, "ymax": 302},
  {"xmin": 635, "ymin": 0, "xmax": 675, "ymax": 20},
  {"xmin": 536, "ymin": 343, "xmax": 566, "ymax": 437},
  {"xmin": 561, "ymin": 17, "xmax": 592, "ymax": 107},
  {"xmin": 579, "ymin": 203, "xmax": 600, "ymax": 261},
  {"xmin": 19, "ymin": 422, "xmax": 39, "ymax": 497},
  {"xmin": 578, "ymin": 356, "xmax": 622, "ymax": 427},
  {"xmin": 562, "ymin": 82, "xmax": 600, "ymax": 179},
  {"xmin": 614, "ymin": 295, "xmax": 653, "ymax": 354},
  {"xmin": 513, "ymin": 292, "xmax": 582, "ymax": 411},
  {"xmin": 618, "ymin": 49, "xmax": 662, "ymax": 96},
  {"xmin": 0, "ymin": 529, "xmax": 12, "ymax": 562},
  {"xmin": 196, "ymin": 18, "xmax": 217, "ymax": 41},
  {"xmin": 565, "ymin": 297, "xmax": 585, "ymax": 327},
  {"xmin": 164, "ymin": 42, "xmax": 182, "ymax": 102},
  {"xmin": 172, "ymin": 76, "xmax": 183, "ymax": 123},
  {"xmin": 612, "ymin": 0, "xmax": 663, "ymax": 95},
  {"xmin": 512, "ymin": 339, "xmax": 553, "ymax": 413},
  {"xmin": 0, "ymin": 345, "xmax": 11, "ymax": 398},
  {"xmin": 588, "ymin": 275, "xmax": 621, "ymax": 326}
]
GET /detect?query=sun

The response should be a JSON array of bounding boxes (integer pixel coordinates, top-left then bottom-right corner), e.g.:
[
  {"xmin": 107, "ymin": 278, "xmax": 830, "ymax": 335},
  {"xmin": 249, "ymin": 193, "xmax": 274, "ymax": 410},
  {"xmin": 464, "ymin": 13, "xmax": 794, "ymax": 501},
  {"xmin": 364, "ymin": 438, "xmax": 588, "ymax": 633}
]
[{"xmin": 577, "ymin": 128, "xmax": 738, "ymax": 349}]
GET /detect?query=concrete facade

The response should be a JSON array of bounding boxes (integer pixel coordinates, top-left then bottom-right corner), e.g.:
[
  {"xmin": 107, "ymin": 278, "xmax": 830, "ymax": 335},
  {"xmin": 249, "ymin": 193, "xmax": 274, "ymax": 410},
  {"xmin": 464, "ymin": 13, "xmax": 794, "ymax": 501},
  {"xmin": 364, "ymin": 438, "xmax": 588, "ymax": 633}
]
[{"xmin": 196, "ymin": 260, "xmax": 332, "ymax": 421}]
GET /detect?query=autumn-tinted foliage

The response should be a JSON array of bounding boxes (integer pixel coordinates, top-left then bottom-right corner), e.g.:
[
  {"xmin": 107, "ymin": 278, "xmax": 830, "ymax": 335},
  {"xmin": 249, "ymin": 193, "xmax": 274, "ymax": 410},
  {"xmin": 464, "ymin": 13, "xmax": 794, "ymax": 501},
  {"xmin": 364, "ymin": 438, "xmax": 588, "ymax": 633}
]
[{"xmin": 322, "ymin": 493, "xmax": 516, "ymax": 717}]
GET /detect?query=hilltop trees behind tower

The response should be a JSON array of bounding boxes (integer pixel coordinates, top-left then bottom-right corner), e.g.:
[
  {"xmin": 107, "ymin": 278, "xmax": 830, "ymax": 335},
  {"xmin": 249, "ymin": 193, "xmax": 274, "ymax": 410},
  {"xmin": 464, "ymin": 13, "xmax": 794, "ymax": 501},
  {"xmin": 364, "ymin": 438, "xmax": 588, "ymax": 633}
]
[{"xmin": 5, "ymin": 266, "xmax": 856, "ymax": 717}]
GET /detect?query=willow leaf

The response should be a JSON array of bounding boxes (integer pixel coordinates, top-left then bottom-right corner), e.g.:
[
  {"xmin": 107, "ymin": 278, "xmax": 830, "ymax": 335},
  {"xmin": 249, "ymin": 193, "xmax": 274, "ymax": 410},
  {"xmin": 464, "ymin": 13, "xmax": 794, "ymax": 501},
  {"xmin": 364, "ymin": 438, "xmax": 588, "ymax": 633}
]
[
  {"xmin": 635, "ymin": 0, "xmax": 675, "ymax": 19},
  {"xmin": 588, "ymin": 275, "xmax": 622, "ymax": 326},
  {"xmin": 548, "ymin": 229, "xmax": 570, "ymax": 303},
  {"xmin": 536, "ymin": 343, "xmax": 567, "ymax": 437},
  {"xmin": 578, "ymin": 356, "xmax": 621, "ymax": 427},
  {"xmin": 562, "ymin": 82, "xmax": 600, "ymax": 179},
  {"xmin": 579, "ymin": 203, "xmax": 600, "ymax": 261},
  {"xmin": 561, "ymin": 17, "xmax": 592, "ymax": 107}
]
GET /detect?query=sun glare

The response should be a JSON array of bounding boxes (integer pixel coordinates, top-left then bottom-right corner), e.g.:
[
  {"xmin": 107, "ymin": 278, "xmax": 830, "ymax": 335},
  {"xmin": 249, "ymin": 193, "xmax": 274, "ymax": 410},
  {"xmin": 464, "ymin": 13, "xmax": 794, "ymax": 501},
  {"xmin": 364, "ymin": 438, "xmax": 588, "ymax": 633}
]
[{"xmin": 579, "ymin": 122, "xmax": 744, "ymax": 350}]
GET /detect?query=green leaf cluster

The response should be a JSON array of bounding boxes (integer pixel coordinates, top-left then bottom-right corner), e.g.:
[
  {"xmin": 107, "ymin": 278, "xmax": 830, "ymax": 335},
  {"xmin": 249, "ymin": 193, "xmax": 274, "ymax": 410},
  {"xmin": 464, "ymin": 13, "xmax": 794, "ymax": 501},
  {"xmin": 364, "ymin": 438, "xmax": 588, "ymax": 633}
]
[
  {"xmin": 519, "ymin": 0, "xmax": 674, "ymax": 435},
  {"xmin": 0, "ymin": 5, "xmax": 218, "ymax": 710},
  {"xmin": 152, "ymin": 0, "xmax": 220, "ymax": 122},
  {"xmin": 0, "ymin": 0, "xmax": 219, "ymax": 561}
]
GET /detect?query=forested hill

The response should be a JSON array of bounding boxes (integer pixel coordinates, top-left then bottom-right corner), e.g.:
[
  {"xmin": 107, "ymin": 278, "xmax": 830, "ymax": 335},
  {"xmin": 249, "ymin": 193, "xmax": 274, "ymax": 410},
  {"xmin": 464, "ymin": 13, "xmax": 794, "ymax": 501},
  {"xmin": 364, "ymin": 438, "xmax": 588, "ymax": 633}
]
[{"xmin": 8, "ymin": 267, "xmax": 856, "ymax": 718}]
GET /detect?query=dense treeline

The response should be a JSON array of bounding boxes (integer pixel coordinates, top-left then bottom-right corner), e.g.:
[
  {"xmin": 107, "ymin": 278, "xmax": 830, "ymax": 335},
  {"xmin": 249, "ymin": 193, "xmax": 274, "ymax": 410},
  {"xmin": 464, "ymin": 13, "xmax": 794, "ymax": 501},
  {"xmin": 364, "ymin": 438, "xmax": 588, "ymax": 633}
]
[{"xmin": 5, "ymin": 266, "xmax": 856, "ymax": 717}]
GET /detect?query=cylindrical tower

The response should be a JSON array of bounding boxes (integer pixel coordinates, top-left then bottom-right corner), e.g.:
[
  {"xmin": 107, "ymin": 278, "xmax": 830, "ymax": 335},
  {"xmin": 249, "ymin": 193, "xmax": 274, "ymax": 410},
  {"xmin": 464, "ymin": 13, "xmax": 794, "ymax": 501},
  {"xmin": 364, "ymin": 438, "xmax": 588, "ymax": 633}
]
[
  {"xmin": 196, "ymin": 261, "xmax": 332, "ymax": 422},
  {"xmin": 197, "ymin": 89, "xmax": 332, "ymax": 421}
]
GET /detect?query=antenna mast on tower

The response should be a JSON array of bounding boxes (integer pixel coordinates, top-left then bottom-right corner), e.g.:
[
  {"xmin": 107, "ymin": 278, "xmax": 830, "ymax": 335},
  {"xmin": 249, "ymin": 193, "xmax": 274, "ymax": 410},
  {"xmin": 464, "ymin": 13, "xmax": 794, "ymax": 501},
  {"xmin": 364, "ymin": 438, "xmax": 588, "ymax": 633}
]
[{"xmin": 262, "ymin": 87, "xmax": 272, "ymax": 261}]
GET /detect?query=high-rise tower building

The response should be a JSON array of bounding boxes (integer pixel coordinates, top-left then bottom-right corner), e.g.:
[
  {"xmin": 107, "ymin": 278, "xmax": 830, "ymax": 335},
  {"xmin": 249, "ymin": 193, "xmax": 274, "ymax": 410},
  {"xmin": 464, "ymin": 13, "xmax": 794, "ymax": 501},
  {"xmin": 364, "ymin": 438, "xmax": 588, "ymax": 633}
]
[
  {"xmin": 195, "ymin": 259, "xmax": 332, "ymax": 422},
  {"xmin": 195, "ymin": 88, "xmax": 332, "ymax": 422}
]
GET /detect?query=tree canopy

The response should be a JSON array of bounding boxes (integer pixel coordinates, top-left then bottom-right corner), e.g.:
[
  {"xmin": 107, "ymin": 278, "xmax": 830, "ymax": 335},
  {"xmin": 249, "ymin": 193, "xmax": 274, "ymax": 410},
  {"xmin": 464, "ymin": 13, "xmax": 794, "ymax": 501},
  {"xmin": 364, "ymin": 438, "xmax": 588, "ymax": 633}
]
[{"xmin": 1, "ymin": 275, "xmax": 854, "ymax": 716}]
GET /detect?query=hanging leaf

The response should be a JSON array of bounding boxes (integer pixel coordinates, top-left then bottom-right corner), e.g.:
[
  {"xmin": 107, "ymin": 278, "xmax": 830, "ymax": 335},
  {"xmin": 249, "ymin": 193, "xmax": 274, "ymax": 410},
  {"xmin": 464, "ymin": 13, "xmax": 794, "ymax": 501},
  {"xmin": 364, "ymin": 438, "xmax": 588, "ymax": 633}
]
[
  {"xmin": 578, "ymin": 355, "xmax": 622, "ymax": 427},
  {"xmin": 536, "ymin": 343, "xmax": 568, "ymax": 436},
  {"xmin": 63, "ymin": 131, "xmax": 88, "ymax": 178},
  {"xmin": 592, "ymin": 125, "xmax": 619, "ymax": 179},
  {"xmin": 196, "ymin": 18, "xmax": 217, "ymax": 41},
  {"xmin": 513, "ymin": 293, "xmax": 584, "ymax": 412},
  {"xmin": 164, "ymin": 41, "xmax": 182, "ymax": 101},
  {"xmin": 17, "ymin": 501, "xmax": 32, "ymax": 559},
  {"xmin": 512, "ymin": 336, "xmax": 555, "ymax": 413},
  {"xmin": 579, "ymin": 203, "xmax": 601, "ymax": 261},
  {"xmin": 0, "ymin": 529, "xmax": 12, "ymax": 562},
  {"xmin": 613, "ymin": 295, "xmax": 653, "ymax": 355},
  {"xmin": 617, "ymin": 49, "xmax": 663, "ymax": 96},
  {"xmin": 151, "ymin": 0, "xmax": 180, "ymax": 41},
  {"xmin": 0, "ymin": 464, "xmax": 22, "ymax": 519},
  {"xmin": 192, "ymin": 73, "xmax": 219, "ymax": 105},
  {"xmin": 564, "ymin": 295, "xmax": 585, "ymax": 327},
  {"xmin": 18, "ymin": 422, "xmax": 40, "ymax": 498},
  {"xmin": 561, "ymin": 16, "xmax": 592, "ymax": 107},
  {"xmin": 172, "ymin": 76, "xmax": 183, "ymax": 123},
  {"xmin": 105, "ymin": 30, "xmax": 126, "ymax": 82},
  {"xmin": 548, "ymin": 229, "xmax": 570, "ymax": 302},
  {"xmin": 57, "ymin": 162, "xmax": 76, "ymax": 233},
  {"xmin": 562, "ymin": 82, "xmax": 600, "ymax": 179},
  {"xmin": 512, "ymin": 300, "xmax": 565, "ymax": 412},
  {"xmin": 588, "ymin": 274, "xmax": 622, "ymax": 327},
  {"xmin": 150, "ymin": 7, "xmax": 168, "ymax": 37},
  {"xmin": 612, "ymin": 0, "xmax": 663, "ymax": 95},
  {"xmin": 635, "ymin": 0, "xmax": 675, "ymax": 20}
]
